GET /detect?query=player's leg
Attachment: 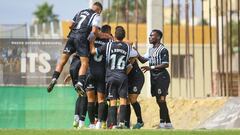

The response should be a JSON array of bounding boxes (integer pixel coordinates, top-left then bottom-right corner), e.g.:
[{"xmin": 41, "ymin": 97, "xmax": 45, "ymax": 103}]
[
  {"xmin": 156, "ymin": 96, "xmax": 171, "ymax": 128},
  {"xmin": 73, "ymin": 96, "xmax": 81, "ymax": 128},
  {"xmin": 108, "ymin": 99, "xmax": 118, "ymax": 128},
  {"xmin": 47, "ymin": 38, "xmax": 75, "ymax": 93},
  {"xmin": 106, "ymin": 81, "xmax": 118, "ymax": 129},
  {"xmin": 129, "ymin": 74, "xmax": 144, "ymax": 129},
  {"xmin": 116, "ymin": 97, "xmax": 127, "ymax": 129},
  {"xmin": 155, "ymin": 73, "xmax": 172, "ymax": 129},
  {"xmin": 47, "ymin": 53, "xmax": 71, "ymax": 93},
  {"xmin": 95, "ymin": 92, "xmax": 107, "ymax": 129},
  {"xmin": 78, "ymin": 94, "xmax": 88, "ymax": 128},
  {"xmin": 156, "ymin": 95, "xmax": 172, "ymax": 129},
  {"xmin": 95, "ymin": 80, "xmax": 108, "ymax": 129},
  {"xmin": 76, "ymin": 56, "xmax": 89, "ymax": 92},
  {"xmin": 124, "ymin": 99, "xmax": 131, "ymax": 129},
  {"xmin": 116, "ymin": 79, "xmax": 128, "ymax": 129},
  {"xmin": 69, "ymin": 55, "xmax": 86, "ymax": 128},
  {"xmin": 86, "ymin": 88, "xmax": 96, "ymax": 128},
  {"xmin": 129, "ymin": 94, "xmax": 144, "ymax": 129},
  {"xmin": 75, "ymin": 37, "xmax": 90, "ymax": 95}
]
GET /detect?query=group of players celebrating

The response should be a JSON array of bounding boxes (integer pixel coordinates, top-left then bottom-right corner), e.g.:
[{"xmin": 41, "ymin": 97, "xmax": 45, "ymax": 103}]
[{"xmin": 47, "ymin": 2, "xmax": 173, "ymax": 129}]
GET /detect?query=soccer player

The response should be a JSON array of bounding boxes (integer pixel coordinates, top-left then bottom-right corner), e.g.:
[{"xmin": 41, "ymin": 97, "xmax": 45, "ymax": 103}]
[
  {"xmin": 64, "ymin": 54, "xmax": 88, "ymax": 129},
  {"xmin": 125, "ymin": 54, "xmax": 145, "ymax": 129},
  {"xmin": 137, "ymin": 29, "xmax": 173, "ymax": 129},
  {"xmin": 47, "ymin": 2, "xmax": 111, "ymax": 95},
  {"xmin": 85, "ymin": 25, "xmax": 112, "ymax": 129},
  {"xmin": 91, "ymin": 26, "xmax": 135, "ymax": 129}
]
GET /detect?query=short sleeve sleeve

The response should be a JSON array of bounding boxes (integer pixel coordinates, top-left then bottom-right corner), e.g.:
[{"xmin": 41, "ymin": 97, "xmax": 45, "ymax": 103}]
[
  {"xmin": 72, "ymin": 12, "xmax": 80, "ymax": 22},
  {"xmin": 161, "ymin": 48, "xmax": 169, "ymax": 64},
  {"xmin": 91, "ymin": 14, "xmax": 101, "ymax": 28}
]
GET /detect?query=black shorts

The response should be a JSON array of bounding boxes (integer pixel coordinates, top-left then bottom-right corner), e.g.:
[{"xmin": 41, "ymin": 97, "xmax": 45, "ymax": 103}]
[
  {"xmin": 150, "ymin": 71, "xmax": 170, "ymax": 97},
  {"xmin": 128, "ymin": 71, "xmax": 144, "ymax": 94},
  {"xmin": 63, "ymin": 37, "xmax": 77, "ymax": 55},
  {"xmin": 76, "ymin": 35, "xmax": 90, "ymax": 57},
  {"xmin": 68, "ymin": 32, "xmax": 90, "ymax": 57},
  {"xmin": 86, "ymin": 74, "xmax": 106, "ymax": 94},
  {"xmin": 106, "ymin": 76, "xmax": 128, "ymax": 99}
]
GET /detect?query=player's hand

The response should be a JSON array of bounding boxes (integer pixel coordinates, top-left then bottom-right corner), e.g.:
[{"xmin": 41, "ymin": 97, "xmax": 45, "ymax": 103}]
[
  {"xmin": 141, "ymin": 66, "xmax": 150, "ymax": 73},
  {"xmin": 88, "ymin": 32, "xmax": 96, "ymax": 41},
  {"xmin": 101, "ymin": 33, "xmax": 113, "ymax": 40},
  {"xmin": 132, "ymin": 47, "xmax": 140, "ymax": 57},
  {"xmin": 63, "ymin": 74, "xmax": 71, "ymax": 84}
]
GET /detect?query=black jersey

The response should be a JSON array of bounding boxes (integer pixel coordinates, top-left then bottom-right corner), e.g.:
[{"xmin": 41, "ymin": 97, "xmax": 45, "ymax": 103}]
[
  {"xmin": 128, "ymin": 61, "xmax": 145, "ymax": 94},
  {"xmin": 69, "ymin": 9, "xmax": 99, "ymax": 38},
  {"xmin": 128, "ymin": 61, "xmax": 142, "ymax": 79},
  {"xmin": 89, "ymin": 38, "xmax": 109, "ymax": 78},
  {"xmin": 97, "ymin": 41, "xmax": 130, "ymax": 80}
]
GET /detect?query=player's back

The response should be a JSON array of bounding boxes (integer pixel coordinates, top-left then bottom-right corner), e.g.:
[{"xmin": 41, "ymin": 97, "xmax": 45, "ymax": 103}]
[
  {"xmin": 89, "ymin": 38, "xmax": 109, "ymax": 77},
  {"xmin": 105, "ymin": 41, "xmax": 130, "ymax": 79},
  {"xmin": 70, "ymin": 9, "xmax": 97, "ymax": 37}
]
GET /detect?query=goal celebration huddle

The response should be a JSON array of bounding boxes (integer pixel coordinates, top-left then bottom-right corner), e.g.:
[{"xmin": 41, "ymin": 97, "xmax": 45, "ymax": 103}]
[{"xmin": 47, "ymin": 2, "xmax": 172, "ymax": 130}]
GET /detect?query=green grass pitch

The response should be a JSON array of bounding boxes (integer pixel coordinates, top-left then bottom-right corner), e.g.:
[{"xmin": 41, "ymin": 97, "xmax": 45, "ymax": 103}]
[{"xmin": 1, "ymin": 129, "xmax": 240, "ymax": 135}]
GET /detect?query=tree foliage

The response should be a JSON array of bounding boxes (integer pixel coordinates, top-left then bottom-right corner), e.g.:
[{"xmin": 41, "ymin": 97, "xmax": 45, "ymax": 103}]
[
  {"xmin": 229, "ymin": 21, "xmax": 239, "ymax": 53},
  {"xmin": 102, "ymin": 0, "xmax": 146, "ymax": 23},
  {"xmin": 33, "ymin": 2, "xmax": 58, "ymax": 23}
]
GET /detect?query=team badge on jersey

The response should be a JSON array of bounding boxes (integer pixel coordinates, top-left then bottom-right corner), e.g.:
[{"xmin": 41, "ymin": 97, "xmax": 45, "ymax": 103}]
[
  {"xmin": 63, "ymin": 48, "xmax": 70, "ymax": 53},
  {"xmin": 133, "ymin": 86, "xmax": 138, "ymax": 92},
  {"xmin": 158, "ymin": 89, "xmax": 162, "ymax": 94}
]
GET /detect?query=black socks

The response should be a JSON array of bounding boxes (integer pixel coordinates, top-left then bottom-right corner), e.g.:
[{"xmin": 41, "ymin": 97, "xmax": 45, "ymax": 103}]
[
  {"xmin": 52, "ymin": 71, "xmax": 60, "ymax": 79},
  {"xmin": 87, "ymin": 102, "xmax": 95, "ymax": 124},
  {"xmin": 158, "ymin": 101, "xmax": 171, "ymax": 123},
  {"xmin": 108, "ymin": 106, "xmax": 117, "ymax": 126},
  {"xmin": 125, "ymin": 104, "xmax": 131, "ymax": 128},
  {"xmin": 132, "ymin": 102, "xmax": 143, "ymax": 123},
  {"xmin": 79, "ymin": 96, "xmax": 87, "ymax": 121}
]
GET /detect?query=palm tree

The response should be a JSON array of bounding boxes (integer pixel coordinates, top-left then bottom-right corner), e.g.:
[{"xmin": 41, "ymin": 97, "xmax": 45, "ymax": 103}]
[
  {"xmin": 102, "ymin": 0, "xmax": 147, "ymax": 23},
  {"xmin": 33, "ymin": 2, "xmax": 58, "ymax": 23}
]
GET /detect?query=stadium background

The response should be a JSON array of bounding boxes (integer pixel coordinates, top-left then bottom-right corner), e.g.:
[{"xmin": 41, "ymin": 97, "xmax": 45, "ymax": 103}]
[{"xmin": 0, "ymin": 0, "xmax": 240, "ymax": 130}]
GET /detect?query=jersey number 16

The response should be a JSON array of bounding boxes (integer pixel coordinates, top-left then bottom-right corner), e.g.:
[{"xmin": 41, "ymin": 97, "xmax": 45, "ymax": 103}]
[{"xmin": 110, "ymin": 54, "xmax": 126, "ymax": 70}]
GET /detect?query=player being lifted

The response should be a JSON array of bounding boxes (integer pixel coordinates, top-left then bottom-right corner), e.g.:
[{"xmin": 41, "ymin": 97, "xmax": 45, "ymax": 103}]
[
  {"xmin": 85, "ymin": 25, "xmax": 112, "ymax": 129},
  {"xmin": 47, "ymin": 2, "xmax": 111, "ymax": 95}
]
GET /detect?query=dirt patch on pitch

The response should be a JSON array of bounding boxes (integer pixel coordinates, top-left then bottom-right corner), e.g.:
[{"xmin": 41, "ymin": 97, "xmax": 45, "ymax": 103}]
[{"xmin": 130, "ymin": 97, "xmax": 228, "ymax": 129}]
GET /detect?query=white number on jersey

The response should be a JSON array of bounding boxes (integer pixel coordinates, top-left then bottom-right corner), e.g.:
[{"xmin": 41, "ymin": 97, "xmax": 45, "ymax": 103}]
[
  {"xmin": 76, "ymin": 15, "xmax": 87, "ymax": 29},
  {"xmin": 93, "ymin": 54, "xmax": 103, "ymax": 62},
  {"xmin": 110, "ymin": 54, "xmax": 126, "ymax": 70}
]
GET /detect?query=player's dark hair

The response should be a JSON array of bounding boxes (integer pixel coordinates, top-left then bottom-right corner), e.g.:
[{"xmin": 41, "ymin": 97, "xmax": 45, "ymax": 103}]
[
  {"xmin": 101, "ymin": 25, "xmax": 111, "ymax": 33},
  {"xmin": 93, "ymin": 2, "xmax": 103, "ymax": 10},
  {"xmin": 115, "ymin": 26, "xmax": 125, "ymax": 40},
  {"xmin": 152, "ymin": 29, "xmax": 163, "ymax": 40}
]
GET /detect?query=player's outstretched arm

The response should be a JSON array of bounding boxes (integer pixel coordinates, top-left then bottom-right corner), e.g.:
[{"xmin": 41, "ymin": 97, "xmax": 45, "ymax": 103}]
[
  {"xmin": 97, "ymin": 31, "xmax": 113, "ymax": 39},
  {"xmin": 137, "ymin": 53, "xmax": 148, "ymax": 64}
]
